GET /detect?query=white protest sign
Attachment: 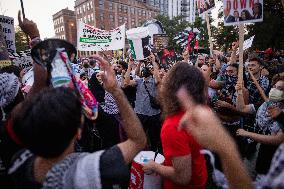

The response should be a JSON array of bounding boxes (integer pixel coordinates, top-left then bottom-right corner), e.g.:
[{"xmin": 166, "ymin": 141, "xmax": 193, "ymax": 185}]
[
  {"xmin": 22, "ymin": 67, "xmax": 34, "ymax": 87},
  {"xmin": 9, "ymin": 49, "xmax": 33, "ymax": 69},
  {"xmin": 236, "ymin": 35, "xmax": 255, "ymax": 54},
  {"xmin": 77, "ymin": 21, "xmax": 125, "ymax": 51},
  {"xmin": 197, "ymin": 0, "xmax": 216, "ymax": 15},
  {"xmin": 223, "ymin": 0, "xmax": 263, "ymax": 26},
  {"xmin": 0, "ymin": 15, "xmax": 16, "ymax": 53}
]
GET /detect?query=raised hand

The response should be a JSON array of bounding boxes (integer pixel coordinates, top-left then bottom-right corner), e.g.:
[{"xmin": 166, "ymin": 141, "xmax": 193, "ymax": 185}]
[
  {"xmin": 92, "ymin": 55, "xmax": 118, "ymax": 93},
  {"xmin": 18, "ymin": 10, "xmax": 40, "ymax": 39},
  {"xmin": 232, "ymin": 41, "xmax": 239, "ymax": 51}
]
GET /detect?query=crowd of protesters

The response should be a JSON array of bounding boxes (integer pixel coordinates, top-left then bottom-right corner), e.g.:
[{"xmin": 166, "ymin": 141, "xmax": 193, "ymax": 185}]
[{"xmin": 0, "ymin": 11, "xmax": 284, "ymax": 189}]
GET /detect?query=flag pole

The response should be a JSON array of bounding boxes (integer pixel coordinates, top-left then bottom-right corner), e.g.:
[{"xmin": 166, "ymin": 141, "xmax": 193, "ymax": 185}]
[
  {"xmin": 238, "ymin": 23, "xmax": 244, "ymax": 83},
  {"xmin": 19, "ymin": 0, "xmax": 30, "ymax": 45},
  {"xmin": 205, "ymin": 12, "xmax": 213, "ymax": 56}
]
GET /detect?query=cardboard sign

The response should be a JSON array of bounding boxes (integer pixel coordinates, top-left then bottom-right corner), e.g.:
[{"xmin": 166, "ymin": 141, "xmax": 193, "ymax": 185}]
[
  {"xmin": 197, "ymin": 0, "xmax": 216, "ymax": 15},
  {"xmin": 153, "ymin": 34, "xmax": 169, "ymax": 52},
  {"xmin": 223, "ymin": 0, "xmax": 263, "ymax": 26},
  {"xmin": 77, "ymin": 21, "xmax": 125, "ymax": 51},
  {"xmin": 0, "ymin": 15, "xmax": 16, "ymax": 53}
]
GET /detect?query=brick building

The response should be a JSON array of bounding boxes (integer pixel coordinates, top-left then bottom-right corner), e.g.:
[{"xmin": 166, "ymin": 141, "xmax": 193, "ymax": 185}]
[
  {"xmin": 52, "ymin": 8, "xmax": 77, "ymax": 46},
  {"xmin": 74, "ymin": 0, "xmax": 160, "ymax": 30}
]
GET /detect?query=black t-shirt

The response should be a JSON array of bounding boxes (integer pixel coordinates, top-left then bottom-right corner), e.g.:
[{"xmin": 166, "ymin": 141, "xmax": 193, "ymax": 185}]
[{"xmin": 9, "ymin": 146, "xmax": 129, "ymax": 189}]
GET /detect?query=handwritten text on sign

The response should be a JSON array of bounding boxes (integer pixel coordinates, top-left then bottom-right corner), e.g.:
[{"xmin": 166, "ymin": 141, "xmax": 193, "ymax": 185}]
[{"xmin": 0, "ymin": 15, "xmax": 16, "ymax": 53}]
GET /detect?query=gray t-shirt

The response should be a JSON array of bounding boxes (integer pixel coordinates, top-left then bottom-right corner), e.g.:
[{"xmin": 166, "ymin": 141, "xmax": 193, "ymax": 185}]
[{"xmin": 134, "ymin": 77, "xmax": 160, "ymax": 116}]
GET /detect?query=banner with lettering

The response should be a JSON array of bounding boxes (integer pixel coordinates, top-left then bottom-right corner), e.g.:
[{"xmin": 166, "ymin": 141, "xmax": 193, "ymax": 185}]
[
  {"xmin": 0, "ymin": 15, "xmax": 16, "ymax": 53},
  {"xmin": 77, "ymin": 21, "xmax": 125, "ymax": 51},
  {"xmin": 223, "ymin": 0, "xmax": 263, "ymax": 26},
  {"xmin": 197, "ymin": 0, "xmax": 216, "ymax": 15},
  {"xmin": 9, "ymin": 49, "xmax": 33, "ymax": 69}
]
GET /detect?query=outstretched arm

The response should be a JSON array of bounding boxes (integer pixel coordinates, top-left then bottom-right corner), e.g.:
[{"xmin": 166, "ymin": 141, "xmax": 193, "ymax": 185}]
[
  {"xmin": 237, "ymin": 130, "xmax": 284, "ymax": 146},
  {"xmin": 93, "ymin": 55, "xmax": 146, "ymax": 164}
]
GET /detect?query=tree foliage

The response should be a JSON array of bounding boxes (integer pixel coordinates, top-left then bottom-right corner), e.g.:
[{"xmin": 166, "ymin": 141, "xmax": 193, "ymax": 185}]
[
  {"xmin": 246, "ymin": 0, "xmax": 284, "ymax": 50},
  {"xmin": 212, "ymin": 5, "xmax": 238, "ymax": 52},
  {"xmin": 15, "ymin": 26, "xmax": 28, "ymax": 51},
  {"xmin": 155, "ymin": 15, "xmax": 191, "ymax": 52}
]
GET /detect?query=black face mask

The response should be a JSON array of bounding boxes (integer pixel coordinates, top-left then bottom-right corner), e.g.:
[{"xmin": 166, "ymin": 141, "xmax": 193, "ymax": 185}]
[{"xmin": 141, "ymin": 67, "xmax": 151, "ymax": 78}]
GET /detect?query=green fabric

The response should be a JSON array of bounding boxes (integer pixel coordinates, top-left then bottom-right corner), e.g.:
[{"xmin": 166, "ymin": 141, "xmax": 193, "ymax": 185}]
[{"xmin": 128, "ymin": 40, "xmax": 136, "ymax": 60}]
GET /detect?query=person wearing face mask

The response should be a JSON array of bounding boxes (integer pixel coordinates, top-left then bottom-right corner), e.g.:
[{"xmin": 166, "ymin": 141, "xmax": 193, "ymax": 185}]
[
  {"xmin": 236, "ymin": 76, "xmax": 284, "ymax": 177},
  {"xmin": 213, "ymin": 64, "xmax": 248, "ymax": 142}
]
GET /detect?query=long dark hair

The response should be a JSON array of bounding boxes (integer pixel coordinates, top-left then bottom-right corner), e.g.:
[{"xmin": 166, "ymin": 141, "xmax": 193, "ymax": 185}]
[{"xmin": 161, "ymin": 62, "xmax": 207, "ymax": 117}]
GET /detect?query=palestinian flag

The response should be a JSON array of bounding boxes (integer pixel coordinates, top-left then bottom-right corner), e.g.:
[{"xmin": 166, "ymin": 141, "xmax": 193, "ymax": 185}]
[{"xmin": 126, "ymin": 27, "xmax": 151, "ymax": 60}]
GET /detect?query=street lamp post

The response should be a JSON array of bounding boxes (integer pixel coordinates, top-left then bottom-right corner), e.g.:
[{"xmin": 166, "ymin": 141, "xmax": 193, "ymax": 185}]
[{"xmin": 68, "ymin": 21, "xmax": 74, "ymax": 45}]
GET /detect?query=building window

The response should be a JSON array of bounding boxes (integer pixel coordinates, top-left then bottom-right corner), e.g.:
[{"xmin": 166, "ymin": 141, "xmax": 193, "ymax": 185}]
[
  {"xmin": 61, "ymin": 26, "xmax": 64, "ymax": 32},
  {"xmin": 118, "ymin": 5, "xmax": 122, "ymax": 12},
  {"xmin": 79, "ymin": 7, "xmax": 82, "ymax": 14},
  {"xmin": 99, "ymin": 0, "xmax": 104, "ymax": 8},
  {"xmin": 84, "ymin": 16, "xmax": 87, "ymax": 23},
  {"xmin": 88, "ymin": 15, "xmax": 91, "ymax": 22},
  {"xmin": 109, "ymin": 2, "xmax": 113, "ymax": 10},
  {"xmin": 90, "ymin": 1, "xmax": 93, "ymax": 9},
  {"xmin": 60, "ymin": 17, "xmax": 63, "ymax": 23},
  {"xmin": 100, "ymin": 13, "xmax": 104, "ymax": 21},
  {"xmin": 77, "ymin": 8, "xmax": 80, "ymax": 15},
  {"xmin": 110, "ymin": 14, "xmax": 114, "ymax": 22},
  {"xmin": 87, "ymin": 3, "xmax": 90, "ymax": 10},
  {"xmin": 123, "ymin": 6, "xmax": 128, "ymax": 13},
  {"xmin": 138, "ymin": 9, "xmax": 141, "ymax": 16},
  {"xmin": 131, "ymin": 7, "xmax": 135, "ymax": 14},
  {"xmin": 118, "ymin": 16, "xmax": 123, "ymax": 24},
  {"xmin": 83, "ymin": 4, "xmax": 86, "ymax": 12},
  {"xmin": 91, "ymin": 14, "xmax": 94, "ymax": 21}
]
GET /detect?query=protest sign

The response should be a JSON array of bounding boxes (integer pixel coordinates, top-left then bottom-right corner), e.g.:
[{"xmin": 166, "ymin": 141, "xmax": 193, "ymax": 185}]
[
  {"xmin": 223, "ymin": 0, "xmax": 263, "ymax": 26},
  {"xmin": 77, "ymin": 21, "xmax": 125, "ymax": 51},
  {"xmin": 0, "ymin": 15, "xmax": 16, "ymax": 53},
  {"xmin": 197, "ymin": 0, "xmax": 215, "ymax": 15},
  {"xmin": 236, "ymin": 35, "xmax": 255, "ymax": 54},
  {"xmin": 153, "ymin": 34, "xmax": 169, "ymax": 52},
  {"xmin": 0, "ymin": 24, "xmax": 12, "ymax": 68},
  {"xmin": 9, "ymin": 49, "xmax": 33, "ymax": 69}
]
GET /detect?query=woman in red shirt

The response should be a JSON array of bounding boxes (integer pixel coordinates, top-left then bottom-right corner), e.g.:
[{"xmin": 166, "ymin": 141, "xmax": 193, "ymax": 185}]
[{"xmin": 143, "ymin": 62, "xmax": 208, "ymax": 189}]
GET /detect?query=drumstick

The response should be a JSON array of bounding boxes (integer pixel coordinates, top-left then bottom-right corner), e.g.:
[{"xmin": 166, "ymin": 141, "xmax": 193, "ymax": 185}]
[
  {"xmin": 154, "ymin": 148, "xmax": 159, "ymax": 162},
  {"xmin": 248, "ymin": 70, "xmax": 268, "ymax": 102}
]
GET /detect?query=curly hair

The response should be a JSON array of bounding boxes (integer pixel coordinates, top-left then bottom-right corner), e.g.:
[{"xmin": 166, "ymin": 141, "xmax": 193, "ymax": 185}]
[{"xmin": 161, "ymin": 62, "xmax": 207, "ymax": 117}]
